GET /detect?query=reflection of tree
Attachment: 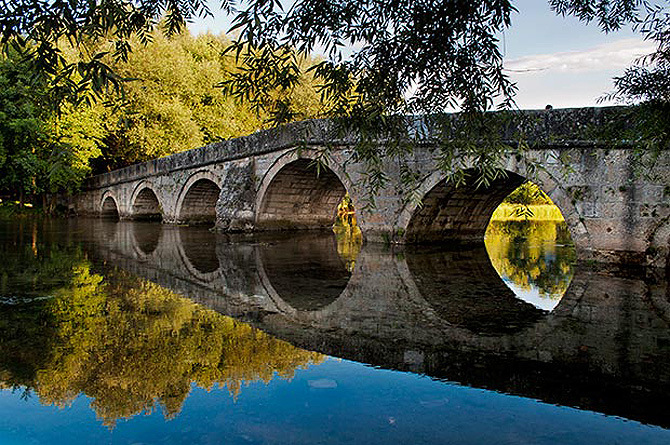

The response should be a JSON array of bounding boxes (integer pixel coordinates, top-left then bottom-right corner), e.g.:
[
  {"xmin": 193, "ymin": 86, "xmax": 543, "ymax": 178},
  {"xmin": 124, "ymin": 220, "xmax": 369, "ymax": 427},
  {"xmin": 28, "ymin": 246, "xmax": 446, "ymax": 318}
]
[
  {"xmin": 333, "ymin": 225, "xmax": 362, "ymax": 273},
  {"xmin": 485, "ymin": 221, "xmax": 576, "ymax": 299},
  {"xmin": 0, "ymin": 247, "xmax": 323, "ymax": 427},
  {"xmin": 333, "ymin": 195, "xmax": 362, "ymax": 272}
]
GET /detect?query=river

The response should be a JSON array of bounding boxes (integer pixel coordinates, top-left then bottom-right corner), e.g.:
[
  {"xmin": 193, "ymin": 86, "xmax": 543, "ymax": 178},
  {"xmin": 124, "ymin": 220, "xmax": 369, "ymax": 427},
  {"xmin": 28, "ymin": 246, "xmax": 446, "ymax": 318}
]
[{"xmin": 0, "ymin": 219, "xmax": 668, "ymax": 444}]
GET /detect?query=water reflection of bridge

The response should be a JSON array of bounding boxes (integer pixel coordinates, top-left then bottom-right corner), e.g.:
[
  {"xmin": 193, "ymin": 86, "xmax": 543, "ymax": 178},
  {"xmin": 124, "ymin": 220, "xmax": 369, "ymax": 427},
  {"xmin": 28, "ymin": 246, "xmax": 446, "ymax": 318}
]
[{"xmin": 88, "ymin": 220, "xmax": 670, "ymax": 428}]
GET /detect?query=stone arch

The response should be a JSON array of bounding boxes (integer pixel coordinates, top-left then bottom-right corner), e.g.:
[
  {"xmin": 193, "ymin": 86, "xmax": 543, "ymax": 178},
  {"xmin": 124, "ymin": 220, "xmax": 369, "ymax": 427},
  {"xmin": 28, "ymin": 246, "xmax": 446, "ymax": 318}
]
[
  {"xmin": 130, "ymin": 182, "xmax": 162, "ymax": 221},
  {"xmin": 255, "ymin": 151, "xmax": 354, "ymax": 230},
  {"xmin": 396, "ymin": 167, "xmax": 591, "ymax": 252},
  {"xmin": 100, "ymin": 192, "xmax": 120, "ymax": 219},
  {"xmin": 176, "ymin": 171, "xmax": 222, "ymax": 225}
]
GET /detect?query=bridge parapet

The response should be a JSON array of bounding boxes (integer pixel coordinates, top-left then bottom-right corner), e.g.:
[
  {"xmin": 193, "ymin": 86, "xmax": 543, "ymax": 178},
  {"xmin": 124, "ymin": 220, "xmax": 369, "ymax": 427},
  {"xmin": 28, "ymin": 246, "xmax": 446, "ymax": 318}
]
[{"xmin": 83, "ymin": 107, "xmax": 630, "ymax": 190}]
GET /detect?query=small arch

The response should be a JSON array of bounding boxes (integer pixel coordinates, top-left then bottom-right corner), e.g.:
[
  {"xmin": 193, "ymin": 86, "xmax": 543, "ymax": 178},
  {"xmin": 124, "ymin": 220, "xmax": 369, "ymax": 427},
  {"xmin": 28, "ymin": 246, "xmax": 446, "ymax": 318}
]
[
  {"xmin": 177, "ymin": 174, "xmax": 221, "ymax": 225},
  {"xmin": 101, "ymin": 195, "xmax": 119, "ymax": 220},
  {"xmin": 131, "ymin": 186, "xmax": 162, "ymax": 221},
  {"xmin": 256, "ymin": 156, "xmax": 349, "ymax": 230}
]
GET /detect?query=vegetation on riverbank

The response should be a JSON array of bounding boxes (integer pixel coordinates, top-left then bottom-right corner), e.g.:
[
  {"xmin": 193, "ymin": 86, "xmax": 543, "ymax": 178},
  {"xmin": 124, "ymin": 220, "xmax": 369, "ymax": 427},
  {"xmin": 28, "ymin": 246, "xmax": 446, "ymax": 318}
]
[{"xmin": 0, "ymin": 30, "xmax": 324, "ymax": 210}]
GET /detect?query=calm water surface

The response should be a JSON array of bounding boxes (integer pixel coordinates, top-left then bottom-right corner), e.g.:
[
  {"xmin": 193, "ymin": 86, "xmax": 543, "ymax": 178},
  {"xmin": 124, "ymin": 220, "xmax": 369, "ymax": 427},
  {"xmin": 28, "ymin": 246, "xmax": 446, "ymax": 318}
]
[{"xmin": 0, "ymin": 219, "xmax": 669, "ymax": 444}]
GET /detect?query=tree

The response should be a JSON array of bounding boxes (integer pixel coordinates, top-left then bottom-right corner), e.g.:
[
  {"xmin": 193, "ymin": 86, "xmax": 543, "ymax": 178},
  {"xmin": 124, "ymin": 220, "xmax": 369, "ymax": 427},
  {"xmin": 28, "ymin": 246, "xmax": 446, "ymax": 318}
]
[
  {"xmin": 91, "ymin": 29, "xmax": 323, "ymax": 171},
  {"xmin": 0, "ymin": 0, "xmax": 222, "ymax": 105},
  {"xmin": 2, "ymin": 1, "xmax": 668, "ymax": 196},
  {"xmin": 0, "ymin": 45, "xmax": 48, "ymax": 204},
  {"xmin": 0, "ymin": 45, "xmax": 104, "ymax": 207}
]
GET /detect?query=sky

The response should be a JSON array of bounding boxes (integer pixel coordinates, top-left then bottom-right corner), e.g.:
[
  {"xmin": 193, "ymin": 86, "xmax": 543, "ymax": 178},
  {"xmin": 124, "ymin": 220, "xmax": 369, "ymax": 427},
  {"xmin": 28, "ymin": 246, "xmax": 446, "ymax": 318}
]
[{"xmin": 188, "ymin": 0, "xmax": 655, "ymax": 110}]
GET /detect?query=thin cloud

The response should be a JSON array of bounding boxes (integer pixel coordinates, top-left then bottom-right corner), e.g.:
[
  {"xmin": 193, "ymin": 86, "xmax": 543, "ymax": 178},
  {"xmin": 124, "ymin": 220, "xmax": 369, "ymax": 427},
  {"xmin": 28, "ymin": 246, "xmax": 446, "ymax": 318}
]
[{"xmin": 505, "ymin": 38, "xmax": 656, "ymax": 74}]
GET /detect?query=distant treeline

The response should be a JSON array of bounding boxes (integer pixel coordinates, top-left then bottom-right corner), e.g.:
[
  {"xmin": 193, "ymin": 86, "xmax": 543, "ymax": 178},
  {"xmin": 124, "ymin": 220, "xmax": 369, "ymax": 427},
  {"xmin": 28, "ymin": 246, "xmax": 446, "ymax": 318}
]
[{"xmin": 0, "ymin": 30, "xmax": 324, "ymax": 210}]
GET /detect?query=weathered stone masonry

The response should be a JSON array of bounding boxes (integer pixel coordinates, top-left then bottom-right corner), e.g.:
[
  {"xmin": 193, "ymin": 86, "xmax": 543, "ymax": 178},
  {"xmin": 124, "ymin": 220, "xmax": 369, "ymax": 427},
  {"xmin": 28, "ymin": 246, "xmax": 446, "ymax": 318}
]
[{"xmin": 74, "ymin": 107, "xmax": 670, "ymax": 269}]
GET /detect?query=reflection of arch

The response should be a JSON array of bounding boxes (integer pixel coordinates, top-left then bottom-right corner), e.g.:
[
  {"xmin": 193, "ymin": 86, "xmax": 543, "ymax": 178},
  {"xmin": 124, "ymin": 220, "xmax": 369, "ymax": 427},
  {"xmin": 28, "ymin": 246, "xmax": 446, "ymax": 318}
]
[
  {"xmin": 255, "ymin": 152, "xmax": 353, "ymax": 230},
  {"xmin": 255, "ymin": 232, "xmax": 352, "ymax": 313},
  {"xmin": 131, "ymin": 222, "xmax": 163, "ymax": 257},
  {"xmin": 397, "ymin": 168, "xmax": 590, "ymax": 249},
  {"xmin": 100, "ymin": 192, "xmax": 120, "ymax": 219},
  {"xmin": 176, "ymin": 171, "xmax": 221, "ymax": 225},
  {"xmin": 404, "ymin": 245, "xmax": 546, "ymax": 334},
  {"xmin": 130, "ymin": 183, "xmax": 162, "ymax": 221},
  {"xmin": 176, "ymin": 226, "xmax": 220, "ymax": 281},
  {"xmin": 648, "ymin": 216, "xmax": 670, "ymax": 271}
]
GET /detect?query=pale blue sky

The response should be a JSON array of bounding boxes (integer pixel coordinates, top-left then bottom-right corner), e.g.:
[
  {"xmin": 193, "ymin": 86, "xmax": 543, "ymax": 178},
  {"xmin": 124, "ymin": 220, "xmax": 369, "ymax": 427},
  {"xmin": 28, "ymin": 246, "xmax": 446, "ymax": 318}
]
[{"xmin": 188, "ymin": 0, "xmax": 653, "ymax": 109}]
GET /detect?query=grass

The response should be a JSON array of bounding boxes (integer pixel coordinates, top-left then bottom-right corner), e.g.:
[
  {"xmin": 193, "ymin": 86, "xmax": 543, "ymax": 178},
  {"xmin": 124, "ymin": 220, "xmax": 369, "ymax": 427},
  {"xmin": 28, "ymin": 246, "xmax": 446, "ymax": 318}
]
[{"xmin": 490, "ymin": 204, "xmax": 565, "ymax": 222}]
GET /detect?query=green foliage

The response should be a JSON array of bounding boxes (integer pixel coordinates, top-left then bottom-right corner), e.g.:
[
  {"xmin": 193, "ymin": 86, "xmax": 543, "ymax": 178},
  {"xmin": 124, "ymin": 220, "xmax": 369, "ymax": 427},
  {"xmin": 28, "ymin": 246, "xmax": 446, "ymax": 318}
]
[
  {"xmin": 0, "ymin": 47, "xmax": 48, "ymax": 199},
  {"xmin": 0, "ymin": 46, "xmax": 104, "ymax": 205},
  {"xmin": 95, "ymin": 31, "xmax": 322, "ymax": 170},
  {"xmin": 227, "ymin": 0, "xmax": 516, "ymax": 118},
  {"xmin": 1, "ymin": 0, "xmax": 221, "ymax": 107},
  {"xmin": 0, "ymin": 29, "xmax": 324, "ymax": 192}
]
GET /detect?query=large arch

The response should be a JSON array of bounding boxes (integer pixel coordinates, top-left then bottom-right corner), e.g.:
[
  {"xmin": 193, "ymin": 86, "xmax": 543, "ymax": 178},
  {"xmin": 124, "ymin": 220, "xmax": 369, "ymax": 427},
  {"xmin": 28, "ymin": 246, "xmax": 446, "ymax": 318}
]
[
  {"xmin": 100, "ymin": 193, "xmax": 120, "ymax": 220},
  {"xmin": 397, "ymin": 168, "xmax": 591, "ymax": 251},
  {"xmin": 130, "ymin": 184, "xmax": 162, "ymax": 221},
  {"xmin": 176, "ymin": 171, "xmax": 222, "ymax": 225},
  {"xmin": 255, "ymin": 153, "xmax": 352, "ymax": 230}
]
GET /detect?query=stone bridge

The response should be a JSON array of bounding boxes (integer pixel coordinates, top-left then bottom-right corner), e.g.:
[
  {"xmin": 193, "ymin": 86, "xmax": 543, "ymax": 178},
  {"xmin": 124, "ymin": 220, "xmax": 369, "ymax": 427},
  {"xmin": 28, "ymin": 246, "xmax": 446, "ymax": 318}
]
[
  {"xmin": 74, "ymin": 107, "xmax": 670, "ymax": 268},
  {"xmin": 80, "ymin": 220, "xmax": 670, "ymax": 428}
]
